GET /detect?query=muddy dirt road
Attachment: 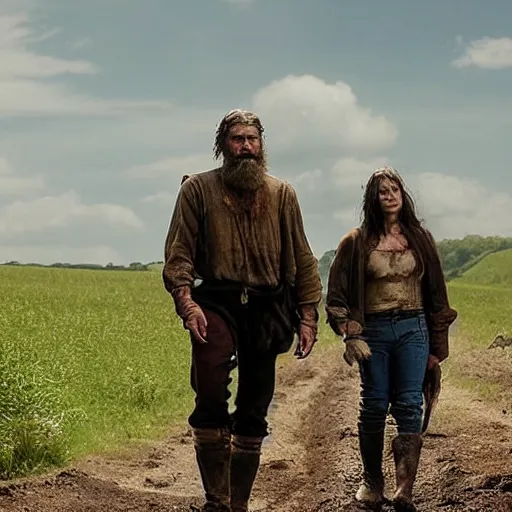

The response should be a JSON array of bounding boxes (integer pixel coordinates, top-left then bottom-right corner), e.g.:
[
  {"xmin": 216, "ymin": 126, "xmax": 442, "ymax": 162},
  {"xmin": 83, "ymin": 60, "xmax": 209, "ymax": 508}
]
[{"xmin": 0, "ymin": 344, "xmax": 510, "ymax": 511}]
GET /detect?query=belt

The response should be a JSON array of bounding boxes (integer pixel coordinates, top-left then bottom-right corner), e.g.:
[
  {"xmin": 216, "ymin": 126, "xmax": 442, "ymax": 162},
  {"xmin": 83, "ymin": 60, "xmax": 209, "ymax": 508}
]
[{"xmin": 364, "ymin": 308, "xmax": 424, "ymax": 322}]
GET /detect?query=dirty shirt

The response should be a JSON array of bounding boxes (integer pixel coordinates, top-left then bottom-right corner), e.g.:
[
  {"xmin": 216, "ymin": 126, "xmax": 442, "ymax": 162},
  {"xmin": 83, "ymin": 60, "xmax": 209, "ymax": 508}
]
[
  {"xmin": 162, "ymin": 169, "xmax": 322, "ymax": 307},
  {"xmin": 365, "ymin": 249, "xmax": 423, "ymax": 313}
]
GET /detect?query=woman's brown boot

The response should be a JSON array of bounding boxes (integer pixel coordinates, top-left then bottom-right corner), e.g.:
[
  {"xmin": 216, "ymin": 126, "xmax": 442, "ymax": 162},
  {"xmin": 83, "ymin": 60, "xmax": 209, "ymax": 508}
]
[
  {"xmin": 355, "ymin": 428, "xmax": 385, "ymax": 506},
  {"xmin": 391, "ymin": 433, "xmax": 422, "ymax": 512}
]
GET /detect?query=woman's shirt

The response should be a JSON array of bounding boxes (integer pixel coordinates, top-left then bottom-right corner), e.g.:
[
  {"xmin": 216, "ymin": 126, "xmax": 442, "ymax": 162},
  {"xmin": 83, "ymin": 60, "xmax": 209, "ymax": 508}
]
[{"xmin": 364, "ymin": 249, "xmax": 423, "ymax": 313}]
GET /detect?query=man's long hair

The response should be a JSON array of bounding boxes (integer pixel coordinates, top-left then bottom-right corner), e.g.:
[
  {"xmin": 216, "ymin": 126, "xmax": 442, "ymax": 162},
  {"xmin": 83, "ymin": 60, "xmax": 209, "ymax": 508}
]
[{"xmin": 360, "ymin": 166, "xmax": 431, "ymax": 271}]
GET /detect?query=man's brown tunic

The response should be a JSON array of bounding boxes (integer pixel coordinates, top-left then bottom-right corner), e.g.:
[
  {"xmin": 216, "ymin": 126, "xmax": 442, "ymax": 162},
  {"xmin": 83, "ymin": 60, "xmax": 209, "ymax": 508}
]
[{"xmin": 163, "ymin": 168, "xmax": 322, "ymax": 307}]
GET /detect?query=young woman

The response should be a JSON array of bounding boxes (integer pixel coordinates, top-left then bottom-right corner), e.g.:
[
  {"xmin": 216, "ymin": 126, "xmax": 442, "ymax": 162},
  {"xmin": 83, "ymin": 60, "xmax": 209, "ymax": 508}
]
[{"xmin": 325, "ymin": 166, "xmax": 457, "ymax": 511}]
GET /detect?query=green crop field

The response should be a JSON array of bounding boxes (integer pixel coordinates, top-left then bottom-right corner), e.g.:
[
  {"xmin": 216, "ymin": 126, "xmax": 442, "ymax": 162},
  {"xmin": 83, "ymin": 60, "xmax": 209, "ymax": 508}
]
[
  {"xmin": 0, "ymin": 265, "xmax": 194, "ymax": 479},
  {"xmin": 444, "ymin": 251, "xmax": 512, "ymax": 403},
  {"xmin": 448, "ymin": 248, "xmax": 512, "ymax": 347}
]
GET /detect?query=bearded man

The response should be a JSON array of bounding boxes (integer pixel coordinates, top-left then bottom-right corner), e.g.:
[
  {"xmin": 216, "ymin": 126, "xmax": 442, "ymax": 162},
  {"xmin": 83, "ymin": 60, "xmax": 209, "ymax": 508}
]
[{"xmin": 162, "ymin": 109, "xmax": 322, "ymax": 512}]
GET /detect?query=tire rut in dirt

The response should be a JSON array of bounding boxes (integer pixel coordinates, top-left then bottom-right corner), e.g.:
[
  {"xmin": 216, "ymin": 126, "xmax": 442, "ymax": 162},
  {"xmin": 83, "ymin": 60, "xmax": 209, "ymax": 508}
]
[
  {"xmin": 257, "ymin": 349, "xmax": 512, "ymax": 512},
  {"xmin": 255, "ymin": 350, "xmax": 366, "ymax": 511}
]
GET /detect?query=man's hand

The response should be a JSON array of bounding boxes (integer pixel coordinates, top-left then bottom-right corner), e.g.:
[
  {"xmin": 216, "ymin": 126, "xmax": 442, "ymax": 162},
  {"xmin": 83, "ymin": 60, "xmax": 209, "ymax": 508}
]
[
  {"xmin": 294, "ymin": 323, "xmax": 317, "ymax": 359},
  {"xmin": 172, "ymin": 286, "xmax": 208, "ymax": 343},
  {"xmin": 427, "ymin": 354, "xmax": 440, "ymax": 370},
  {"xmin": 185, "ymin": 308, "xmax": 208, "ymax": 344},
  {"xmin": 294, "ymin": 304, "xmax": 318, "ymax": 359}
]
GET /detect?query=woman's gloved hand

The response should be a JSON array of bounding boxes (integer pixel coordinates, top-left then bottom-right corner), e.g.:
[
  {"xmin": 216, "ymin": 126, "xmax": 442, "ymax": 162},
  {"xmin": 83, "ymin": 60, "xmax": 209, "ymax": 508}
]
[
  {"xmin": 338, "ymin": 319, "xmax": 371, "ymax": 366},
  {"xmin": 343, "ymin": 337, "xmax": 372, "ymax": 366}
]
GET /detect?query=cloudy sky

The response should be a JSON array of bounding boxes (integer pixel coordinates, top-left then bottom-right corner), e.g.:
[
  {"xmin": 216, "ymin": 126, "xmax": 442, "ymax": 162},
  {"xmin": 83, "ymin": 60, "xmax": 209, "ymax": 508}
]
[{"xmin": 1, "ymin": 0, "xmax": 512, "ymax": 265}]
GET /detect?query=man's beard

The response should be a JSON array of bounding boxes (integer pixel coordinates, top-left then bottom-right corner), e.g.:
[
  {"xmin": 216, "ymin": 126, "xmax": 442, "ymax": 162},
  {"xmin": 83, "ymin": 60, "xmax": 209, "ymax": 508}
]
[{"xmin": 220, "ymin": 152, "xmax": 267, "ymax": 192}]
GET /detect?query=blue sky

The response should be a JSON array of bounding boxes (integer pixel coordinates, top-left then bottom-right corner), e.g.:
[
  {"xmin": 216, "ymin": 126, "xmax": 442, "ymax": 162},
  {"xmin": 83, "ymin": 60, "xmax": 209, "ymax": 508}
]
[{"xmin": 1, "ymin": 0, "xmax": 512, "ymax": 265}]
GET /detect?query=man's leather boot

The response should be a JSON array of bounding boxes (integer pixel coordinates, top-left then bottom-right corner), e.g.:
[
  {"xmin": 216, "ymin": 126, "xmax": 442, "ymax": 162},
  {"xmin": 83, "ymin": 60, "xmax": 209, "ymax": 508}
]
[
  {"xmin": 355, "ymin": 427, "xmax": 385, "ymax": 506},
  {"xmin": 391, "ymin": 433, "xmax": 423, "ymax": 512},
  {"xmin": 229, "ymin": 434, "xmax": 263, "ymax": 512},
  {"xmin": 192, "ymin": 427, "xmax": 231, "ymax": 511}
]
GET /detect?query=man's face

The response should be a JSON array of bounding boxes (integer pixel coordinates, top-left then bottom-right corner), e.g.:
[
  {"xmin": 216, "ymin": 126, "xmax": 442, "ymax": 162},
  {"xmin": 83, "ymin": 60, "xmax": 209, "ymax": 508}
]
[
  {"xmin": 225, "ymin": 124, "xmax": 262, "ymax": 160},
  {"xmin": 220, "ymin": 122, "xmax": 267, "ymax": 193}
]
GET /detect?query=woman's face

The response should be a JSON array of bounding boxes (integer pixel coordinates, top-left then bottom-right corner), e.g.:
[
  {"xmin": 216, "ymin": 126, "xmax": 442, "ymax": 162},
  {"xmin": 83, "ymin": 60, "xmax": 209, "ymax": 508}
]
[{"xmin": 378, "ymin": 177, "xmax": 402, "ymax": 216}]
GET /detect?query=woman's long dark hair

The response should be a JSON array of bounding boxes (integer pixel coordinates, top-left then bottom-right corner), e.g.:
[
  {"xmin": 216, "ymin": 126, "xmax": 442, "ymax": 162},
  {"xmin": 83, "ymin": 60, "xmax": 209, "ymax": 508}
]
[{"xmin": 360, "ymin": 166, "xmax": 430, "ymax": 269}]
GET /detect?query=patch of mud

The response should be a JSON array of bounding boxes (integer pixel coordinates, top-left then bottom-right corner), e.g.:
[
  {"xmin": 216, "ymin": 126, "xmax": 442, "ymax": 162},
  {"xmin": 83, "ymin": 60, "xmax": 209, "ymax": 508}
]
[
  {"xmin": 0, "ymin": 468, "xmax": 194, "ymax": 511},
  {"xmin": 290, "ymin": 348, "xmax": 512, "ymax": 512}
]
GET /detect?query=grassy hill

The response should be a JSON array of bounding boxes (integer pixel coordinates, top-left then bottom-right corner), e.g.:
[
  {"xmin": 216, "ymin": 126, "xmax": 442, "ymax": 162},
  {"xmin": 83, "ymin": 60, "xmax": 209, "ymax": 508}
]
[
  {"xmin": 446, "ymin": 248, "xmax": 512, "ymax": 349},
  {"xmin": 451, "ymin": 248, "xmax": 512, "ymax": 287}
]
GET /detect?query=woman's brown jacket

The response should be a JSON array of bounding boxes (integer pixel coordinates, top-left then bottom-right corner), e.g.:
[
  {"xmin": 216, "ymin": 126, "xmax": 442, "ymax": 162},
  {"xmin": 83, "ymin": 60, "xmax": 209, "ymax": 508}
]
[{"xmin": 325, "ymin": 226, "xmax": 457, "ymax": 361}]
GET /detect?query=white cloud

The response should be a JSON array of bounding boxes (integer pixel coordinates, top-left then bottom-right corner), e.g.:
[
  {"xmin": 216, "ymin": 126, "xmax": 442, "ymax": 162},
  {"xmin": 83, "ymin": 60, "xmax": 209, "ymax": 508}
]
[
  {"xmin": 0, "ymin": 14, "xmax": 97, "ymax": 78},
  {"xmin": 139, "ymin": 191, "xmax": 175, "ymax": 204},
  {"xmin": 70, "ymin": 37, "xmax": 93, "ymax": 50},
  {"xmin": 289, "ymin": 157, "xmax": 390, "ymax": 195},
  {"xmin": 251, "ymin": 74, "xmax": 397, "ymax": 154},
  {"xmin": 0, "ymin": 80, "xmax": 171, "ymax": 117},
  {"xmin": 128, "ymin": 74, "xmax": 397, "ymax": 199},
  {"xmin": 0, "ymin": 157, "xmax": 44, "ymax": 195},
  {"xmin": 410, "ymin": 172, "xmax": 512, "ymax": 239},
  {"xmin": 292, "ymin": 169, "xmax": 323, "ymax": 191},
  {"xmin": 453, "ymin": 37, "xmax": 512, "ymax": 69},
  {"xmin": 0, "ymin": 245, "xmax": 122, "ymax": 266},
  {"xmin": 330, "ymin": 157, "xmax": 390, "ymax": 189},
  {"xmin": 126, "ymin": 154, "xmax": 217, "ymax": 179},
  {"xmin": 0, "ymin": 190, "xmax": 143, "ymax": 235},
  {"xmin": 0, "ymin": 13, "xmax": 171, "ymax": 117}
]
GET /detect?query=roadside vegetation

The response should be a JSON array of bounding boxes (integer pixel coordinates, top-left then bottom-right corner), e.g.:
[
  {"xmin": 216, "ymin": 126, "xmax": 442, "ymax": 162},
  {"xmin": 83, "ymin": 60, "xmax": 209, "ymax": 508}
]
[
  {"xmin": 0, "ymin": 265, "xmax": 192, "ymax": 479},
  {"xmin": 444, "ymin": 252, "xmax": 512, "ymax": 407}
]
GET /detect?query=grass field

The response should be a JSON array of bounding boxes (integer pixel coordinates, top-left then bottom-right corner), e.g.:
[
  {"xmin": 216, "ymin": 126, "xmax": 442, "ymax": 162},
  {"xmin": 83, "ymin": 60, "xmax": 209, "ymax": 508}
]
[
  {"xmin": 444, "ymin": 252, "xmax": 512, "ymax": 404},
  {"xmin": 0, "ymin": 265, "xmax": 194, "ymax": 479},
  {"xmin": 447, "ymin": 248, "xmax": 512, "ymax": 347},
  {"xmin": 1, "ymin": 248, "xmax": 510, "ymax": 481}
]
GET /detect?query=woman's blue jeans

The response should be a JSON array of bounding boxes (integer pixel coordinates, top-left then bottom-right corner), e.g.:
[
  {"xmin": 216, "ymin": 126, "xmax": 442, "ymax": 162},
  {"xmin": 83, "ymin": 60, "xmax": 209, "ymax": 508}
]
[{"xmin": 358, "ymin": 309, "xmax": 429, "ymax": 435}]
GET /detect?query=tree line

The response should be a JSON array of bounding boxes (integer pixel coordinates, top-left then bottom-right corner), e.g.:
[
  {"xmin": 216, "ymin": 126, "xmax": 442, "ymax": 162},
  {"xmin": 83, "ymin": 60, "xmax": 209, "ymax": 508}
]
[{"xmin": 0, "ymin": 261, "xmax": 165, "ymax": 272}]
